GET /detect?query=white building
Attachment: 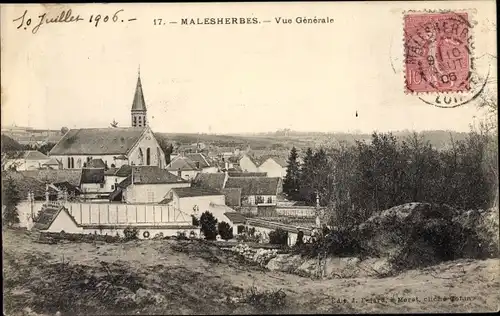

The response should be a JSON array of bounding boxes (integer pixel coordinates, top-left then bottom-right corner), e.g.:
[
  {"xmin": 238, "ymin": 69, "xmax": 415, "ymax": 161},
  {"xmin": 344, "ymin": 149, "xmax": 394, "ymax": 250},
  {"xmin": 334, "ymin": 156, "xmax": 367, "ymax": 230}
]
[
  {"xmin": 115, "ymin": 166, "xmax": 190, "ymax": 203},
  {"xmin": 5, "ymin": 150, "xmax": 50, "ymax": 171},
  {"xmin": 164, "ymin": 187, "xmax": 226, "ymax": 216},
  {"xmin": 258, "ymin": 157, "xmax": 288, "ymax": 178}
]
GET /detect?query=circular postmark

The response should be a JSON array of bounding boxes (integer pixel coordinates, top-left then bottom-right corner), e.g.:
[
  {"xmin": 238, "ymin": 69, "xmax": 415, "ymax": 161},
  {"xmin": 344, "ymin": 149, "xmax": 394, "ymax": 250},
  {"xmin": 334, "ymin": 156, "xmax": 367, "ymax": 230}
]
[{"xmin": 402, "ymin": 9, "xmax": 490, "ymax": 108}]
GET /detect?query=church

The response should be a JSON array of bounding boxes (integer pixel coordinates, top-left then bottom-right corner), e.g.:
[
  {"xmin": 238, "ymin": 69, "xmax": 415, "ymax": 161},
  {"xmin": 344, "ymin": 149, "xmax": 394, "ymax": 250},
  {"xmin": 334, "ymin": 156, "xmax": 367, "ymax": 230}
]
[{"xmin": 48, "ymin": 71, "xmax": 167, "ymax": 169}]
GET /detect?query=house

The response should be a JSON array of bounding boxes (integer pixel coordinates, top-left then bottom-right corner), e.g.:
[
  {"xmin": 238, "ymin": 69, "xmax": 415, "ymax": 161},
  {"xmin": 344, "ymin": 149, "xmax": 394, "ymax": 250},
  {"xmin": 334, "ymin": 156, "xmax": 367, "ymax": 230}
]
[
  {"xmin": 48, "ymin": 72, "xmax": 167, "ymax": 170},
  {"xmin": 258, "ymin": 157, "xmax": 288, "ymax": 178},
  {"xmin": 115, "ymin": 166, "xmax": 190, "ymax": 203},
  {"xmin": 191, "ymin": 173, "xmax": 241, "ymax": 207},
  {"xmin": 163, "ymin": 187, "xmax": 226, "ymax": 217},
  {"xmin": 33, "ymin": 205, "xmax": 83, "ymax": 234},
  {"xmin": 185, "ymin": 153, "xmax": 218, "ymax": 173},
  {"xmin": 79, "ymin": 168, "xmax": 108, "ymax": 200},
  {"xmin": 238, "ymin": 154, "xmax": 259, "ymax": 173},
  {"xmin": 5, "ymin": 150, "xmax": 50, "ymax": 171},
  {"xmin": 166, "ymin": 154, "xmax": 217, "ymax": 181},
  {"xmin": 224, "ymin": 177, "xmax": 283, "ymax": 206}
]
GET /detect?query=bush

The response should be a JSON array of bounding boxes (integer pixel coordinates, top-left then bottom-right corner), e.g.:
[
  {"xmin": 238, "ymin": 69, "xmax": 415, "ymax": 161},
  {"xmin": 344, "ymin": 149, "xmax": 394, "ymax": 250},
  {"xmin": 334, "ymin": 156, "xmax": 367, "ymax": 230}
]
[
  {"xmin": 218, "ymin": 221, "xmax": 234, "ymax": 240},
  {"xmin": 123, "ymin": 226, "xmax": 139, "ymax": 241},
  {"xmin": 237, "ymin": 225, "xmax": 245, "ymax": 234},
  {"xmin": 199, "ymin": 211, "xmax": 218, "ymax": 240},
  {"xmin": 244, "ymin": 287, "xmax": 287, "ymax": 313},
  {"xmin": 269, "ymin": 228, "xmax": 288, "ymax": 245}
]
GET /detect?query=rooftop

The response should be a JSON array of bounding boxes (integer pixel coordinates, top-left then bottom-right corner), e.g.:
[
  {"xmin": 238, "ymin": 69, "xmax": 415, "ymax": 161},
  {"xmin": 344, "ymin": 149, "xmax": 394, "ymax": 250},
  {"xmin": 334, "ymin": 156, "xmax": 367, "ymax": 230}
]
[
  {"xmin": 224, "ymin": 177, "xmax": 282, "ymax": 196},
  {"xmin": 172, "ymin": 187, "xmax": 224, "ymax": 198},
  {"xmin": 49, "ymin": 127, "xmax": 146, "ymax": 155},
  {"xmin": 118, "ymin": 166, "xmax": 186, "ymax": 187},
  {"xmin": 192, "ymin": 173, "xmax": 226, "ymax": 190}
]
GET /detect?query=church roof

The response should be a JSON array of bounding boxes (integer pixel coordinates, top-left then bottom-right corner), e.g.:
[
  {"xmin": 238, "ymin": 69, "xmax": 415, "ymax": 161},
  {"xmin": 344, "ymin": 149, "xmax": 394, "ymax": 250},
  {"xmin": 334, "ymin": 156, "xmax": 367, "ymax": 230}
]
[
  {"xmin": 49, "ymin": 127, "xmax": 146, "ymax": 156},
  {"xmin": 131, "ymin": 74, "xmax": 147, "ymax": 112}
]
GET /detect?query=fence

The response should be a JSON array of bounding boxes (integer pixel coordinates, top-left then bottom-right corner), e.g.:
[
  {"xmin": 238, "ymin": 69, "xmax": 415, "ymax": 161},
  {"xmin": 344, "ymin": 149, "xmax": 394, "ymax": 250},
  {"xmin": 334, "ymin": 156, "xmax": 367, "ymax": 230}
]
[{"xmin": 63, "ymin": 202, "xmax": 190, "ymax": 225}]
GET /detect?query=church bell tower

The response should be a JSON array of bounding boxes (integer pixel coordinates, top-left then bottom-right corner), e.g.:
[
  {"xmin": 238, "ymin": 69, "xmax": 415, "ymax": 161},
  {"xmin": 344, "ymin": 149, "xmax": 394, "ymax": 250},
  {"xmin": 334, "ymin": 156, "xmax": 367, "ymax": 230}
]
[{"xmin": 131, "ymin": 67, "xmax": 148, "ymax": 127}]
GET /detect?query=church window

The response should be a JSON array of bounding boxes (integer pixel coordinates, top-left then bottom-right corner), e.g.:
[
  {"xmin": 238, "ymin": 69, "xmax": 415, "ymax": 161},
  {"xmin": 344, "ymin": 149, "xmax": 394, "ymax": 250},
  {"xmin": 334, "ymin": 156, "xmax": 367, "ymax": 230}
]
[
  {"xmin": 133, "ymin": 116, "xmax": 137, "ymax": 126},
  {"xmin": 71, "ymin": 157, "xmax": 75, "ymax": 169},
  {"xmin": 67, "ymin": 157, "xmax": 71, "ymax": 169},
  {"xmin": 146, "ymin": 148, "xmax": 151, "ymax": 165},
  {"xmin": 138, "ymin": 148, "xmax": 144, "ymax": 165},
  {"xmin": 76, "ymin": 158, "xmax": 82, "ymax": 168}
]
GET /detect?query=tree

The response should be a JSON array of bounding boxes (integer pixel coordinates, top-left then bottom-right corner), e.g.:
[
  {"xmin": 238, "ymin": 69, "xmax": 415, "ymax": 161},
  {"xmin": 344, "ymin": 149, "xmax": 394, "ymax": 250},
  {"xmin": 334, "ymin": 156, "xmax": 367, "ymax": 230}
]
[
  {"xmin": 269, "ymin": 228, "xmax": 288, "ymax": 245},
  {"xmin": 283, "ymin": 146, "xmax": 301, "ymax": 200},
  {"xmin": 157, "ymin": 137, "xmax": 174, "ymax": 165},
  {"xmin": 2, "ymin": 177, "xmax": 21, "ymax": 227},
  {"xmin": 38, "ymin": 143, "xmax": 56, "ymax": 155},
  {"xmin": 199, "ymin": 211, "xmax": 218, "ymax": 240},
  {"xmin": 299, "ymin": 148, "xmax": 315, "ymax": 204},
  {"xmin": 218, "ymin": 221, "xmax": 234, "ymax": 240},
  {"xmin": 60, "ymin": 127, "xmax": 69, "ymax": 135}
]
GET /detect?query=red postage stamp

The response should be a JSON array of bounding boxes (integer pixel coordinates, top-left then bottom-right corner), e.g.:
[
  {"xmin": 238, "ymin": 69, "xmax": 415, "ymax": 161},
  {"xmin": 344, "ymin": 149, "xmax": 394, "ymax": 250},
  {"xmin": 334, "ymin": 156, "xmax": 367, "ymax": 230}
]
[{"xmin": 404, "ymin": 12, "xmax": 472, "ymax": 93}]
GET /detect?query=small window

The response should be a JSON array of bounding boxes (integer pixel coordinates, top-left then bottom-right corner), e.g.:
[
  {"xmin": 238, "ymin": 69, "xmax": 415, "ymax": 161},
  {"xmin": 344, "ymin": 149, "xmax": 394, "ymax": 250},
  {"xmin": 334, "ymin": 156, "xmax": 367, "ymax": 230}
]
[
  {"xmin": 111, "ymin": 185, "xmax": 115, "ymax": 190},
  {"xmin": 100, "ymin": 183, "xmax": 104, "ymax": 188}
]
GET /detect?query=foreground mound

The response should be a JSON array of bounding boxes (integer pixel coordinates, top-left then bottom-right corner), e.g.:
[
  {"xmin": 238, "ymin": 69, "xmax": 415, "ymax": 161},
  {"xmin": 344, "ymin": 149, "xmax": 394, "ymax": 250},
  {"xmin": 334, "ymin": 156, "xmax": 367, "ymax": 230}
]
[{"xmin": 358, "ymin": 203, "xmax": 499, "ymax": 271}]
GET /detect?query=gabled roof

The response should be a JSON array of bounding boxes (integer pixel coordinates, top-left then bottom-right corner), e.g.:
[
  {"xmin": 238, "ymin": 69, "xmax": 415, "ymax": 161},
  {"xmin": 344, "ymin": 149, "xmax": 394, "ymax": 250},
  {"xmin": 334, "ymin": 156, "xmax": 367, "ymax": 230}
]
[
  {"xmin": 49, "ymin": 127, "xmax": 146, "ymax": 155},
  {"xmin": 224, "ymin": 177, "xmax": 281, "ymax": 196},
  {"xmin": 115, "ymin": 165, "xmax": 132, "ymax": 177},
  {"xmin": 264, "ymin": 157, "xmax": 288, "ymax": 167},
  {"xmin": 42, "ymin": 158, "xmax": 61, "ymax": 166},
  {"xmin": 192, "ymin": 173, "xmax": 226, "ymax": 190},
  {"xmin": 33, "ymin": 206, "xmax": 79, "ymax": 231},
  {"xmin": 166, "ymin": 155, "xmax": 200, "ymax": 171},
  {"xmin": 20, "ymin": 150, "xmax": 49, "ymax": 160},
  {"xmin": 131, "ymin": 73, "xmax": 147, "ymax": 112},
  {"xmin": 171, "ymin": 187, "xmax": 224, "ymax": 198},
  {"xmin": 117, "ymin": 166, "xmax": 186, "ymax": 187},
  {"xmin": 185, "ymin": 153, "xmax": 213, "ymax": 168},
  {"xmin": 20, "ymin": 169, "xmax": 82, "ymax": 187},
  {"xmin": 80, "ymin": 168, "xmax": 105, "ymax": 184}
]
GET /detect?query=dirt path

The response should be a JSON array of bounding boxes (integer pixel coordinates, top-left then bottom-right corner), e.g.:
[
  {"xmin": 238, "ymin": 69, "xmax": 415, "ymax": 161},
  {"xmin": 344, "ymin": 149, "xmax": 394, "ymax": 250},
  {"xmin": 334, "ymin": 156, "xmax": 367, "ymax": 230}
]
[{"xmin": 3, "ymin": 230, "xmax": 499, "ymax": 315}]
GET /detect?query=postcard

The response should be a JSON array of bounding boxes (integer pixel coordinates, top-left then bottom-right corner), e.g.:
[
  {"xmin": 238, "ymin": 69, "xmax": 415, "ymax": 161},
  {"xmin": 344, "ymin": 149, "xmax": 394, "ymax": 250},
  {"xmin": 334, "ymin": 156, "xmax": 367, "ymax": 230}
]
[{"xmin": 1, "ymin": 1, "xmax": 498, "ymax": 315}]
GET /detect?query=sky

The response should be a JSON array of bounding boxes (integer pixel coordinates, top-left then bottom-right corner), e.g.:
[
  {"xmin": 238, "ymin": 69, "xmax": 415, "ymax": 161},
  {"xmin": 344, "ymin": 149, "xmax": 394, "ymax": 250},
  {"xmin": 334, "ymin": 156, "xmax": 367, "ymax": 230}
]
[{"xmin": 1, "ymin": 2, "xmax": 497, "ymax": 134}]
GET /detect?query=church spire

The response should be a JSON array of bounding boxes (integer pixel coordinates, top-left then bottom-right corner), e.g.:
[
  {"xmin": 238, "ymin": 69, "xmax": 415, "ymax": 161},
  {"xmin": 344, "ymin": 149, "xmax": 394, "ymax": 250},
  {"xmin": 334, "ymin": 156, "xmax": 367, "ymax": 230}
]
[
  {"xmin": 131, "ymin": 68, "xmax": 147, "ymax": 112},
  {"xmin": 131, "ymin": 67, "xmax": 148, "ymax": 127}
]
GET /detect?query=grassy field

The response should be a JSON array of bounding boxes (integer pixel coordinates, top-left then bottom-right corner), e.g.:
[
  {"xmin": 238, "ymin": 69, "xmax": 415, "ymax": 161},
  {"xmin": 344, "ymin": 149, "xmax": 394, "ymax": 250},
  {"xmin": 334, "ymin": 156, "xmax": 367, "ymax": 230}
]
[{"xmin": 3, "ymin": 229, "xmax": 499, "ymax": 315}]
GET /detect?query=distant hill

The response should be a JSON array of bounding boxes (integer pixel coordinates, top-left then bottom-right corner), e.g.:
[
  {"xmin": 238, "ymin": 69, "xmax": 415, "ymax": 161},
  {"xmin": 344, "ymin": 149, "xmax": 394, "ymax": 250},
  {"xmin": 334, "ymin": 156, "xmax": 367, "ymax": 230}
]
[
  {"xmin": 155, "ymin": 130, "xmax": 469, "ymax": 153},
  {"xmin": 1, "ymin": 134, "xmax": 24, "ymax": 152}
]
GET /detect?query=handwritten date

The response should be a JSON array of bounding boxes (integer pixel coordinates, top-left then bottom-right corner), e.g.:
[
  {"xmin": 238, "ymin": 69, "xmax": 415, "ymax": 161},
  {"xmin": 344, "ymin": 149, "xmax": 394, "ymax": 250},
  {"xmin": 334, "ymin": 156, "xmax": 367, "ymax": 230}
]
[{"xmin": 13, "ymin": 9, "xmax": 135, "ymax": 34}]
